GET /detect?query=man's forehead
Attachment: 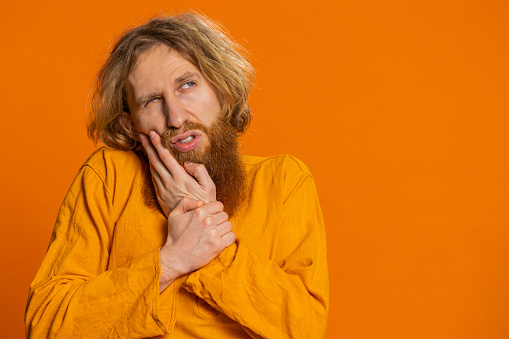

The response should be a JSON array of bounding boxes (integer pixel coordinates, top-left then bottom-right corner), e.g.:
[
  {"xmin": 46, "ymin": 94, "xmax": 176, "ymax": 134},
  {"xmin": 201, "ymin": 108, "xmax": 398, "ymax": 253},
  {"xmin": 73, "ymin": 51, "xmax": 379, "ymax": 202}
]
[
  {"xmin": 129, "ymin": 45, "xmax": 184, "ymax": 83},
  {"xmin": 126, "ymin": 44, "xmax": 200, "ymax": 99}
]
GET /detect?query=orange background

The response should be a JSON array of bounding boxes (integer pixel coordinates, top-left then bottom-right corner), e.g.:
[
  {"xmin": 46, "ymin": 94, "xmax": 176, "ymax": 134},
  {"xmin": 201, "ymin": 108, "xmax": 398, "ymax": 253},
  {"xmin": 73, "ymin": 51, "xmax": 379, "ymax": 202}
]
[{"xmin": 1, "ymin": 0, "xmax": 508, "ymax": 338}]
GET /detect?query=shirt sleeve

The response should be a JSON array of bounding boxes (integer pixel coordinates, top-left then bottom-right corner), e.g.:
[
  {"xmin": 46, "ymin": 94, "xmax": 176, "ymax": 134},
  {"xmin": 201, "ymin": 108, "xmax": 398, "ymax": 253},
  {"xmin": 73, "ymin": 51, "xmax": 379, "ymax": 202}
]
[
  {"xmin": 182, "ymin": 165, "xmax": 329, "ymax": 338},
  {"xmin": 25, "ymin": 165, "xmax": 176, "ymax": 339}
]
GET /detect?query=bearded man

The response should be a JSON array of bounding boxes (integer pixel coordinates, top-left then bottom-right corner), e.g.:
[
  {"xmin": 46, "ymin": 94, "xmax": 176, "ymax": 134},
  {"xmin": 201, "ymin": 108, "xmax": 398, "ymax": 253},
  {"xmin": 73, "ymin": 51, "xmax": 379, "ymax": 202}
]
[{"xmin": 25, "ymin": 13, "xmax": 329, "ymax": 339}]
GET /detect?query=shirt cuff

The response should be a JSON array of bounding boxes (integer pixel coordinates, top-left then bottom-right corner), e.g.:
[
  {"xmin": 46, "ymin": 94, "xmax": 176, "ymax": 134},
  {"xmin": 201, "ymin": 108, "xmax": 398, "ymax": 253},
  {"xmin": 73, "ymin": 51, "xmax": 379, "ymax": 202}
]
[{"xmin": 152, "ymin": 247, "xmax": 179, "ymax": 334}]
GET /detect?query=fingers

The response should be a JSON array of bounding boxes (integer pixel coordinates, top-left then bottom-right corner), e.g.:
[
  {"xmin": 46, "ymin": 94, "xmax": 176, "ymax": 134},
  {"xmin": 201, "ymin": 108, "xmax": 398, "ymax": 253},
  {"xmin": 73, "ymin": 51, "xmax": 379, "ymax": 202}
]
[
  {"xmin": 174, "ymin": 197, "xmax": 205, "ymax": 215},
  {"xmin": 149, "ymin": 163, "xmax": 163, "ymax": 189},
  {"xmin": 216, "ymin": 220, "xmax": 233, "ymax": 236},
  {"xmin": 206, "ymin": 221, "xmax": 235, "ymax": 253},
  {"xmin": 149, "ymin": 131, "xmax": 187, "ymax": 176},
  {"xmin": 184, "ymin": 162, "xmax": 215, "ymax": 189},
  {"xmin": 139, "ymin": 132, "xmax": 185, "ymax": 179},
  {"xmin": 195, "ymin": 201, "xmax": 225, "ymax": 216},
  {"xmin": 140, "ymin": 133, "xmax": 172, "ymax": 180},
  {"xmin": 202, "ymin": 212, "xmax": 229, "ymax": 230},
  {"xmin": 214, "ymin": 212, "xmax": 229, "ymax": 226},
  {"xmin": 221, "ymin": 231, "xmax": 236, "ymax": 248}
]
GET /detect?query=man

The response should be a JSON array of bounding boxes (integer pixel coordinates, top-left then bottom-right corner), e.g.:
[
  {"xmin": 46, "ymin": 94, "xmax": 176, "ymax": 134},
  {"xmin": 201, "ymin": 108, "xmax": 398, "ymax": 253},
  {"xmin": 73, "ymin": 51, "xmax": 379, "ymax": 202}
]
[{"xmin": 25, "ymin": 13, "xmax": 329, "ymax": 338}]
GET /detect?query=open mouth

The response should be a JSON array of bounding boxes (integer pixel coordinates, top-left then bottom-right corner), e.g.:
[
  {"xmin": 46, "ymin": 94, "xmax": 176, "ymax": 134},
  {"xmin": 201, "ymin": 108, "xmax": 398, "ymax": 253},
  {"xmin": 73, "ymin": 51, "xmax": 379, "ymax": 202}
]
[
  {"xmin": 170, "ymin": 131, "xmax": 202, "ymax": 152},
  {"xmin": 178, "ymin": 135, "xmax": 195, "ymax": 144}
]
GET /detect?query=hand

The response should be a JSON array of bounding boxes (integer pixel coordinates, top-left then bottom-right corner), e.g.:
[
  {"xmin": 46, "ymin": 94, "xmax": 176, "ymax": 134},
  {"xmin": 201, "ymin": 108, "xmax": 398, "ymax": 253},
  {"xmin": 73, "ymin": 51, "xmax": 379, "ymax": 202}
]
[
  {"xmin": 140, "ymin": 131, "xmax": 216, "ymax": 217},
  {"xmin": 159, "ymin": 198, "xmax": 236, "ymax": 292}
]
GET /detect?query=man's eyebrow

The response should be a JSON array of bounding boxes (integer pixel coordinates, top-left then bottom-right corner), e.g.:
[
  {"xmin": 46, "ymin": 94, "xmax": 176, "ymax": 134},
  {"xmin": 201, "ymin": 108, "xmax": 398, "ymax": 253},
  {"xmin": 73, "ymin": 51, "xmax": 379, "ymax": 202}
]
[
  {"xmin": 135, "ymin": 72, "xmax": 201, "ymax": 107},
  {"xmin": 136, "ymin": 93, "xmax": 160, "ymax": 107},
  {"xmin": 175, "ymin": 71, "xmax": 201, "ymax": 84}
]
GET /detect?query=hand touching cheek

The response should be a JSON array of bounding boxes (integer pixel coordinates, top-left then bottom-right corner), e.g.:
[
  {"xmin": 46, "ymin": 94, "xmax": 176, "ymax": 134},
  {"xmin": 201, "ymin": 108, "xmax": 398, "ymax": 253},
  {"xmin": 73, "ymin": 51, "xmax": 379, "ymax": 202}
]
[{"xmin": 140, "ymin": 132, "xmax": 216, "ymax": 217}]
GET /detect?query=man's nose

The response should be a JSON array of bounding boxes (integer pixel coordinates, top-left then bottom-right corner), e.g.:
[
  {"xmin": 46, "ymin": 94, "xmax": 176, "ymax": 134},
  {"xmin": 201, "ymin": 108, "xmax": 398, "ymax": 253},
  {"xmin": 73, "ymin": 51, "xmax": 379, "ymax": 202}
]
[{"xmin": 164, "ymin": 98, "xmax": 188, "ymax": 130}]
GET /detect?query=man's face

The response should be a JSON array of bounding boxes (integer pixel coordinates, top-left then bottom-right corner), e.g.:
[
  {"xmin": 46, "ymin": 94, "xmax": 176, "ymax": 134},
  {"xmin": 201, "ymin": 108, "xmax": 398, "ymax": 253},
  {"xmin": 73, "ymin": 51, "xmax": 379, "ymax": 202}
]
[
  {"xmin": 126, "ymin": 43, "xmax": 221, "ymax": 159},
  {"xmin": 125, "ymin": 43, "xmax": 247, "ymax": 217}
]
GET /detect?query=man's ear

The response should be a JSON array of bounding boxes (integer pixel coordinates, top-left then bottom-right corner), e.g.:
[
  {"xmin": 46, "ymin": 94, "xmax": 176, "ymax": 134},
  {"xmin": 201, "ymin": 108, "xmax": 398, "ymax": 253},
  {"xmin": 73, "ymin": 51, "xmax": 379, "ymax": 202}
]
[{"xmin": 119, "ymin": 112, "xmax": 141, "ymax": 142}]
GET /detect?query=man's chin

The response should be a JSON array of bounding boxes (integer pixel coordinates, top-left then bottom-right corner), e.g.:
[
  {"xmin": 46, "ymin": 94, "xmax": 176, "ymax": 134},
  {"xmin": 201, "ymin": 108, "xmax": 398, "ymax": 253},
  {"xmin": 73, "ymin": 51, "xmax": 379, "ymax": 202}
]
[
  {"xmin": 169, "ymin": 146, "xmax": 208, "ymax": 167},
  {"xmin": 164, "ymin": 131, "xmax": 210, "ymax": 166},
  {"xmin": 160, "ymin": 118, "xmax": 247, "ymax": 218}
]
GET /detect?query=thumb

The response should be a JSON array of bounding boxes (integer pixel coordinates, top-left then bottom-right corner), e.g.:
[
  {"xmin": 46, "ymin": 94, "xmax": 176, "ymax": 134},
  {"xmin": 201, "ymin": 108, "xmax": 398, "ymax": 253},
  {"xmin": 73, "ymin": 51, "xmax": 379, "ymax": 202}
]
[
  {"xmin": 173, "ymin": 197, "xmax": 204, "ymax": 215},
  {"xmin": 184, "ymin": 162, "xmax": 215, "ymax": 188}
]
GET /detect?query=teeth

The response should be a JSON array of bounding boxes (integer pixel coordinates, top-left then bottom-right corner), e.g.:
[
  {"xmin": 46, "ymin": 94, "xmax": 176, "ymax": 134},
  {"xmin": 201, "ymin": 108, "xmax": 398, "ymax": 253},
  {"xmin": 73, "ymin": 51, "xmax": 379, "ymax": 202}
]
[{"xmin": 178, "ymin": 135, "xmax": 195, "ymax": 144}]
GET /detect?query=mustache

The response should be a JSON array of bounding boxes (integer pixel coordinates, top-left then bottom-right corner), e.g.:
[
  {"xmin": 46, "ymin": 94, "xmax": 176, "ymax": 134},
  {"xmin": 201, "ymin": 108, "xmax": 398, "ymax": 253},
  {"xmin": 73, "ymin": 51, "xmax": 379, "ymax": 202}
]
[{"xmin": 162, "ymin": 122, "xmax": 210, "ymax": 143}]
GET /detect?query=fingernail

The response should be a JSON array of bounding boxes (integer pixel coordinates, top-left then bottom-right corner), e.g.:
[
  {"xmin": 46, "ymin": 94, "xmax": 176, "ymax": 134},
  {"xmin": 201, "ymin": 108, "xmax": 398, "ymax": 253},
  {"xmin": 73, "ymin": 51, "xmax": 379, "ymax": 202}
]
[
  {"xmin": 184, "ymin": 161, "xmax": 193, "ymax": 166},
  {"xmin": 149, "ymin": 131, "xmax": 156, "ymax": 139}
]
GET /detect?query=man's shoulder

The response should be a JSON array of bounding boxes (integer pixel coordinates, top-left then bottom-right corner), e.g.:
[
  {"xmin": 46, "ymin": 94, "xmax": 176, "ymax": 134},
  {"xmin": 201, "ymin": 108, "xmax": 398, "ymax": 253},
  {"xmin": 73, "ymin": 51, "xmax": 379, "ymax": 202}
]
[
  {"xmin": 243, "ymin": 154, "xmax": 312, "ymax": 177},
  {"xmin": 81, "ymin": 147, "xmax": 143, "ymax": 179},
  {"xmin": 242, "ymin": 154, "xmax": 316, "ymax": 202}
]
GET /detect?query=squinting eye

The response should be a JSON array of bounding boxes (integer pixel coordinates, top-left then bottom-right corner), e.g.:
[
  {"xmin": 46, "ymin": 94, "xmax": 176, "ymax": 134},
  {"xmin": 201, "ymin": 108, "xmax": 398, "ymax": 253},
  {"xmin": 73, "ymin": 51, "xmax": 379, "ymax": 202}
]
[
  {"xmin": 147, "ymin": 97, "xmax": 160, "ymax": 105},
  {"xmin": 182, "ymin": 81, "xmax": 195, "ymax": 90}
]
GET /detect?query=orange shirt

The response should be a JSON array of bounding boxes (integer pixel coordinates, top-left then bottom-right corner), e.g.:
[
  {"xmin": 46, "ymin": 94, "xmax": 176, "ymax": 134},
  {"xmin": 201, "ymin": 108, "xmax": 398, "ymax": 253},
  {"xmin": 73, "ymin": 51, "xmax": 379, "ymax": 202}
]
[{"xmin": 25, "ymin": 147, "xmax": 329, "ymax": 338}]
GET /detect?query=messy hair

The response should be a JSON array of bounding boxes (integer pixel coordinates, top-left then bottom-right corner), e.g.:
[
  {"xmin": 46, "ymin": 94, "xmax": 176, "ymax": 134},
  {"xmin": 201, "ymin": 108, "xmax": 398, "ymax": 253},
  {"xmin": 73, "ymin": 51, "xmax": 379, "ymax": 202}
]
[{"xmin": 87, "ymin": 12, "xmax": 255, "ymax": 150}]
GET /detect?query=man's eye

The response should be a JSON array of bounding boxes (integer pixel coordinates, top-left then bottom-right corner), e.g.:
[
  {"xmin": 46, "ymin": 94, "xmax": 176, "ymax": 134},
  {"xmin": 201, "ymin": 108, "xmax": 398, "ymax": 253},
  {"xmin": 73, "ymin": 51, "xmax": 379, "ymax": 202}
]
[
  {"xmin": 147, "ymin": 97, "xmax": 160, "ymax": 105},
  {"xmin": 182, "ymin": 81, "xmax": 195, "ymax": 90}
]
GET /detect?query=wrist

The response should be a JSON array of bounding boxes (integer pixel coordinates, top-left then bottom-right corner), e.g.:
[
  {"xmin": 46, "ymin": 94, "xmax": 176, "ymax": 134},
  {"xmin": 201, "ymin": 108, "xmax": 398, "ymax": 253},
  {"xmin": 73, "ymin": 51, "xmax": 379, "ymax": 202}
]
[{"xmin": 159, "ymin": 245, "xmax": 186, "ymax": 293}]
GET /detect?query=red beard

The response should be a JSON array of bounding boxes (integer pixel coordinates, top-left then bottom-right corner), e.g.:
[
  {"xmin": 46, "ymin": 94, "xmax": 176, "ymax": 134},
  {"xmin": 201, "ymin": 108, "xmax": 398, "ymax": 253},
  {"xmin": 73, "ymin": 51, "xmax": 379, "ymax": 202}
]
[{"xmin": 141, "ymin": 117, "xmax": 247, "ymax": 218}]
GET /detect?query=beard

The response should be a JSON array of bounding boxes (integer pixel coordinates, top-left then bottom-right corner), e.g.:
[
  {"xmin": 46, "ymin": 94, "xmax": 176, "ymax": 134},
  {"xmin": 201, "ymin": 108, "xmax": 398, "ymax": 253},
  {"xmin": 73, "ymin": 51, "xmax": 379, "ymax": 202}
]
[{"xmin": 149, "ymin": 117, "xmax": 247, "ymax": 218}]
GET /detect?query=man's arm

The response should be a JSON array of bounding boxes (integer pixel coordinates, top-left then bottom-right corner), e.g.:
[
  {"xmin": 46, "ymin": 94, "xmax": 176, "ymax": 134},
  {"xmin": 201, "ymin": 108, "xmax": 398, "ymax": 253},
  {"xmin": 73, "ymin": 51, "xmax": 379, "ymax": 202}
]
[
  {"xmin": 183, "ymin": 168, "xmax": 329, "ymax": 338},
  {"xmin": 25, "ymin": 165, "xmax": 171, "ymax": 338},
  {"xmin": 26, "ymin": 163, "xmax": 195, "ymax": 338},
  {"xmin": 25, "ymin": 156, "xmax": 235, "ymax": 338}
]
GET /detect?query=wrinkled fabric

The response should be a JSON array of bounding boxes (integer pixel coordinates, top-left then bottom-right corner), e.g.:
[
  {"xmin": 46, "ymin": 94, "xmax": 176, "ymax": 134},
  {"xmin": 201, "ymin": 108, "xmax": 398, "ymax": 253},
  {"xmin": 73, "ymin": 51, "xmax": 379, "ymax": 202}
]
[{"xmin": 25, "ymin": 147, "xmax": 329, "ymax": 338}]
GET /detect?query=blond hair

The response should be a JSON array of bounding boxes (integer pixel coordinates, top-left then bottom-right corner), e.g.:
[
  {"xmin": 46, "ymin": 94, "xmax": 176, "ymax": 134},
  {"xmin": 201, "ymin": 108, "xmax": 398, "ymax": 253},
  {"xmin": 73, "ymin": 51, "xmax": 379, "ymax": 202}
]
[{"xmin": 87, "ymin": 12, "xmax": 255, "ymax": 150}]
